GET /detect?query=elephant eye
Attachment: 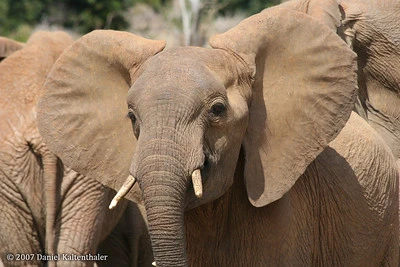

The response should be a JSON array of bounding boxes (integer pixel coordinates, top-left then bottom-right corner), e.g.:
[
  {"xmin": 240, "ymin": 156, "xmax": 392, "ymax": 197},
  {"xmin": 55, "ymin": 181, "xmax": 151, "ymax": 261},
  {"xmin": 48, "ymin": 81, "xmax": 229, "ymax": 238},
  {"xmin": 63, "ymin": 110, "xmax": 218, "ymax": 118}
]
[
  {"xmin": 210, "ymin": 102, "xmax": 226, "ymax": 117},
  {"xmin": 127, "ymin": 110, "xmax": 137, "ymax": 124},
  {"xmin": 127, "ymin": 109, "xmax": 140, "ymax": 137}
]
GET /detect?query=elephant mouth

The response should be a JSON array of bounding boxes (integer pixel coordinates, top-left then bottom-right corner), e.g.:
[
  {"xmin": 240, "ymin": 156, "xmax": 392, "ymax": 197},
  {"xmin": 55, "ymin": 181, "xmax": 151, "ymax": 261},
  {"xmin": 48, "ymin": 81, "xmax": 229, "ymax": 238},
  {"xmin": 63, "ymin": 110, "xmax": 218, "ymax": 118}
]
[{"xmin": 189, "ymin": 155, "xmax": 210, "ymax": 186}]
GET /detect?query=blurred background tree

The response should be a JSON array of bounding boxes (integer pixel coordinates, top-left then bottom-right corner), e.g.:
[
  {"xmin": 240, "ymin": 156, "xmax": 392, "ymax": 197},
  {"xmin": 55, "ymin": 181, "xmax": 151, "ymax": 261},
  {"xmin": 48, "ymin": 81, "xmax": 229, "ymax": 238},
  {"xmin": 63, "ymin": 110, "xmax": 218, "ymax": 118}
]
[
  {"xmin": 0, "ymin": 0, "xmax": 53, "ymax": 40},
  {"xmin": 178, "ymin": 0, "xmax": 281, "ymax": 45},
  {"xmin": 0, "ymin": 0, "xmax": 281, "ymax": 43}
]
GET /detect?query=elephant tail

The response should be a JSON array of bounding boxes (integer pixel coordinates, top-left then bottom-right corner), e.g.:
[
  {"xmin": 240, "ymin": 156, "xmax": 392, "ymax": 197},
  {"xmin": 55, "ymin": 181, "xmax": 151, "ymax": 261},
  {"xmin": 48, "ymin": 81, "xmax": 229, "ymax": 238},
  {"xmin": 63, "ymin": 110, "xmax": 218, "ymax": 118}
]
[
  {"xmin": 29, "ymin": 134, "xmax": 59, "ymax": 267},
  {"xmin": 42, "ymin": 150, "xmax": 58, "ymax": 265}
]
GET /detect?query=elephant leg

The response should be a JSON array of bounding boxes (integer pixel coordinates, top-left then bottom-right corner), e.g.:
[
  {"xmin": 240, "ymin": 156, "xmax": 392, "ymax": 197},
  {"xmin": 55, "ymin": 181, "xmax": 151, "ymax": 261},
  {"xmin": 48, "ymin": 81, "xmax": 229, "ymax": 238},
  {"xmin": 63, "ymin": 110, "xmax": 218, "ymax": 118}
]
[{"xmin": 0, "ymin": 174, "xmax": 44, "ymax": 266}]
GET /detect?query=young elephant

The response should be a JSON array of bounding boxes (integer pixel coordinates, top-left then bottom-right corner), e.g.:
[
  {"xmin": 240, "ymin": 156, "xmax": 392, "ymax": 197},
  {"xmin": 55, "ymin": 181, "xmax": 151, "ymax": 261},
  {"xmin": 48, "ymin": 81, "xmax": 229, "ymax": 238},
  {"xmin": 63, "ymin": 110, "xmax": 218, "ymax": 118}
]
[
  {"xmin": 0, "ymin": 31, "xmax": 153, "ymax": 267},
  {"xmin": 37, "ymin": 3, "xmax": 399, "ymax": 267}
]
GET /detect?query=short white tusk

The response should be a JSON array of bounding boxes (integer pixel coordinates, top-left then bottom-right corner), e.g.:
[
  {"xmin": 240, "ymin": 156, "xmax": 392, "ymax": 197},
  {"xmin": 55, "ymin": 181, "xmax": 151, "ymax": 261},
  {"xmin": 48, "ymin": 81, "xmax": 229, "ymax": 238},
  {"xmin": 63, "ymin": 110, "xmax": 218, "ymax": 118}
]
[
  {"xmin": 191, "ymin": 169, "xmax": 203, "ymax": 198},
  {"xmin": 109, "ymin": 175, "xmax": 136, "ymax": 210},
  {"xmin": 152, "ymin": 262, "xmax": 156, "ymax": 266}
]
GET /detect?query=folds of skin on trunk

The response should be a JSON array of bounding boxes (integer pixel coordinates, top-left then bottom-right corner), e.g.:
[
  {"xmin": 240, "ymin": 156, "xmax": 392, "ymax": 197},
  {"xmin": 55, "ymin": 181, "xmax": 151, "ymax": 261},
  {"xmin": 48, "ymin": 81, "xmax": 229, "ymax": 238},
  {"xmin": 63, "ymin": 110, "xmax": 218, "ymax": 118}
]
[
  {"xmin": 142, "ymin": 176, "xmax": 188, "ymax": 267},
  {"xmin": 135, "ymin": 136, "xmax": 192, "ymax": 267}
]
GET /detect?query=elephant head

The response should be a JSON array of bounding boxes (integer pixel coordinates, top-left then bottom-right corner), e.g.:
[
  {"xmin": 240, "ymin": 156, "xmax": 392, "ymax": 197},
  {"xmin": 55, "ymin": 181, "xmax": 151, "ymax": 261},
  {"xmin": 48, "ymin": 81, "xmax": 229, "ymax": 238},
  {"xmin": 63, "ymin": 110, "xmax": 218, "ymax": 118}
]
[{"xmin": 38, "ymin": 5, "xmax": 357, "ymax": 267}]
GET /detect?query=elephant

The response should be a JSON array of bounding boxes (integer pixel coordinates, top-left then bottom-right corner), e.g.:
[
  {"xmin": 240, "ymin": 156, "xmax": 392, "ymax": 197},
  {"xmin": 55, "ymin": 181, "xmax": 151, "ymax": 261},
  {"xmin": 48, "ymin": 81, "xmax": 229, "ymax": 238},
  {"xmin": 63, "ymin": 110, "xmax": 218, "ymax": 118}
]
[
  {"xmin": 0, "ymin": 30, "xmax": 73, "ymax": 266},
  {"xmin": 338, "ymin": 0, "xmax": 400, "ymax": 160},
  {"xmin": 0, "ymin": 36, "xmax": 24, "ymax": 60},
  {"xmin": 0, "ymin": 31, "xmax": 153, "ymax": 266},
  {"xmin": 37, "ymin": 2, "xmax": 399, "ymax": 267}
]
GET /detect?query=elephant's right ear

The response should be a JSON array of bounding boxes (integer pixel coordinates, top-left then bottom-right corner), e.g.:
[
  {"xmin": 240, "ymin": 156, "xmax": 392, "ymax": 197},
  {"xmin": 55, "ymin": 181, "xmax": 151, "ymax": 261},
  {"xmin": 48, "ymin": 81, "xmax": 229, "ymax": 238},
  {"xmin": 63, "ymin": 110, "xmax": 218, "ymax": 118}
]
[
  {"xmin": 0, "ymin": 37, "xmax": 24, "ymax": 59},
  {"xmin": 38, "ymin": 30, "xmax": 165, "ymax": 193}
]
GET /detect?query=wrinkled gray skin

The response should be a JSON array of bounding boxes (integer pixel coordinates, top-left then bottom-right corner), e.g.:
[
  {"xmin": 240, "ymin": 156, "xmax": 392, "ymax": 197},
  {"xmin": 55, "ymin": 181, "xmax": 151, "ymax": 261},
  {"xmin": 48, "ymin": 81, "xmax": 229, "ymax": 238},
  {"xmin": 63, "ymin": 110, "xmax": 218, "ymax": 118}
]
[
  {"xmin": 37, "ymin": 2, "xmax": 399, "ymax": 266},
  {"xmin": 0, "ymin": 32, "xmax": 153, "ymax": 267},
  {"xmin": 339, "ymin": 0, "xmax": 400, "ymax": 160}
]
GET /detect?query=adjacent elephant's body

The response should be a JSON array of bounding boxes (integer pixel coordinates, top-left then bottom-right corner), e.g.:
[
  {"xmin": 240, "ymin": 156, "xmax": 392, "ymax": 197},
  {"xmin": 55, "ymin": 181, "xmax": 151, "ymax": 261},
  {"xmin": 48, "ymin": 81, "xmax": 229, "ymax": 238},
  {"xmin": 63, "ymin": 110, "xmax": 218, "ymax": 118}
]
[
  {"xmin": 338, "ymin": 2, "xmax": 400, "ymax": 255},
  {"xmin": 340, "ymin": 0, "xmax": 400, "ymax": 160},
  {"xmin": 185, "ymin": 112, "xmax": 398, "ymax": 266},
  {"xmin": 0, "ymin": 32, "xmax": 72, "ymax": 265},
  {"xmin": 0, "ymin": 32, "xmax": 153, "ymax": 266}
]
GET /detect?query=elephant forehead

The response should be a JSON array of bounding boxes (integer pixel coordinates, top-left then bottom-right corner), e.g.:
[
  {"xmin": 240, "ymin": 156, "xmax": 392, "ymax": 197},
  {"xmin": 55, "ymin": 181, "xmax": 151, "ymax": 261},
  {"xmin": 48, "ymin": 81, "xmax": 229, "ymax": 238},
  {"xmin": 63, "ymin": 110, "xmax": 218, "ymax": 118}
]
[{"xmin": 131, "ymin": 48, "xmax": 227, "ymax": 101}]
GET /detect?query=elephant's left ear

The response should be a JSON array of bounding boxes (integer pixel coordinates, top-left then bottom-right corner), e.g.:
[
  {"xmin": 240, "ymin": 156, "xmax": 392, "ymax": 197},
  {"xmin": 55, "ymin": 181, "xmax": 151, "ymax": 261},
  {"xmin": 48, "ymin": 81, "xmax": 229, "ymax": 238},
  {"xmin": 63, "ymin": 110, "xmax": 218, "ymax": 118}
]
[
  {"xmin": 210, "ymin": 6, "xmax": 357, "ymax": 207},
  {"xmin": 0, "ymin": 37, "xmax": 24, "ymax": 59}
]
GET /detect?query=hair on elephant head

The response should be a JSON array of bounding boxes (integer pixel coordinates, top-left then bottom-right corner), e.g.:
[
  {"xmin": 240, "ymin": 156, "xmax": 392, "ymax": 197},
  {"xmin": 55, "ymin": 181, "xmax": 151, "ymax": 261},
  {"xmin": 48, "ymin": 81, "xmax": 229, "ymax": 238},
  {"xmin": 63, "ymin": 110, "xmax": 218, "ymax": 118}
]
[{"xmin": 37, "ymin": 3, "xmax": 361, "ymax": 266}]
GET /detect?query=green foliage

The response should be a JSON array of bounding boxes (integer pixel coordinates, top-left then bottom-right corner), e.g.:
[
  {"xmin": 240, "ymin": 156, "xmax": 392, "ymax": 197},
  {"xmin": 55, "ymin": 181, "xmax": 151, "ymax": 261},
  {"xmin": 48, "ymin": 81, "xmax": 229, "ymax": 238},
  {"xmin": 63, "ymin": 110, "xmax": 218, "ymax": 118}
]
[
  {"xmin": 217, "ymin": 0, "xmax": 281, "ymax": 15},
  {"xmin": 0, "ymin": 0, "xmax": 281, "ymax": 37},
  {"xmin": 59, "ymin": 0, "xmax": 173, "ymax": 33},
  {"xmin": 0, "ymin": 0, "xmax": 52, "ymax": 38},
  {"xmin": 61, "ymin": 0, "xmax": 135, "ymax": 33},
  {"xmin": 9, "ymin": 24, "xmax": 33, "ymax": 42},
  {"xmin": 0, "ymin": 0, "xmax": 144, "ymax": 35},
  {"xmin": 0, "ymin": 1, "xmax": 9, "ymax": 34},
  {"xmin": 137, "ymin": 0, "xmax": 170, "ymax": 11}
]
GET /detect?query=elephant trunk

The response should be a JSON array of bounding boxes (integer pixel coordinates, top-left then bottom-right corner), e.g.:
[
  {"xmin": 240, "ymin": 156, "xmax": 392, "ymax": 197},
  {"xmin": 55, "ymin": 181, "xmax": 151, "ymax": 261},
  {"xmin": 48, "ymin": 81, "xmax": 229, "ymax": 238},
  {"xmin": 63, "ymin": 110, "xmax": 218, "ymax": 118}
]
[
  {"xmin": 134, "ymin": 134, "xmax": 197, "ymax": 267},
  {"xmin": 140, "ymin": 170, "xmax": 188, "ymax": 267}
]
